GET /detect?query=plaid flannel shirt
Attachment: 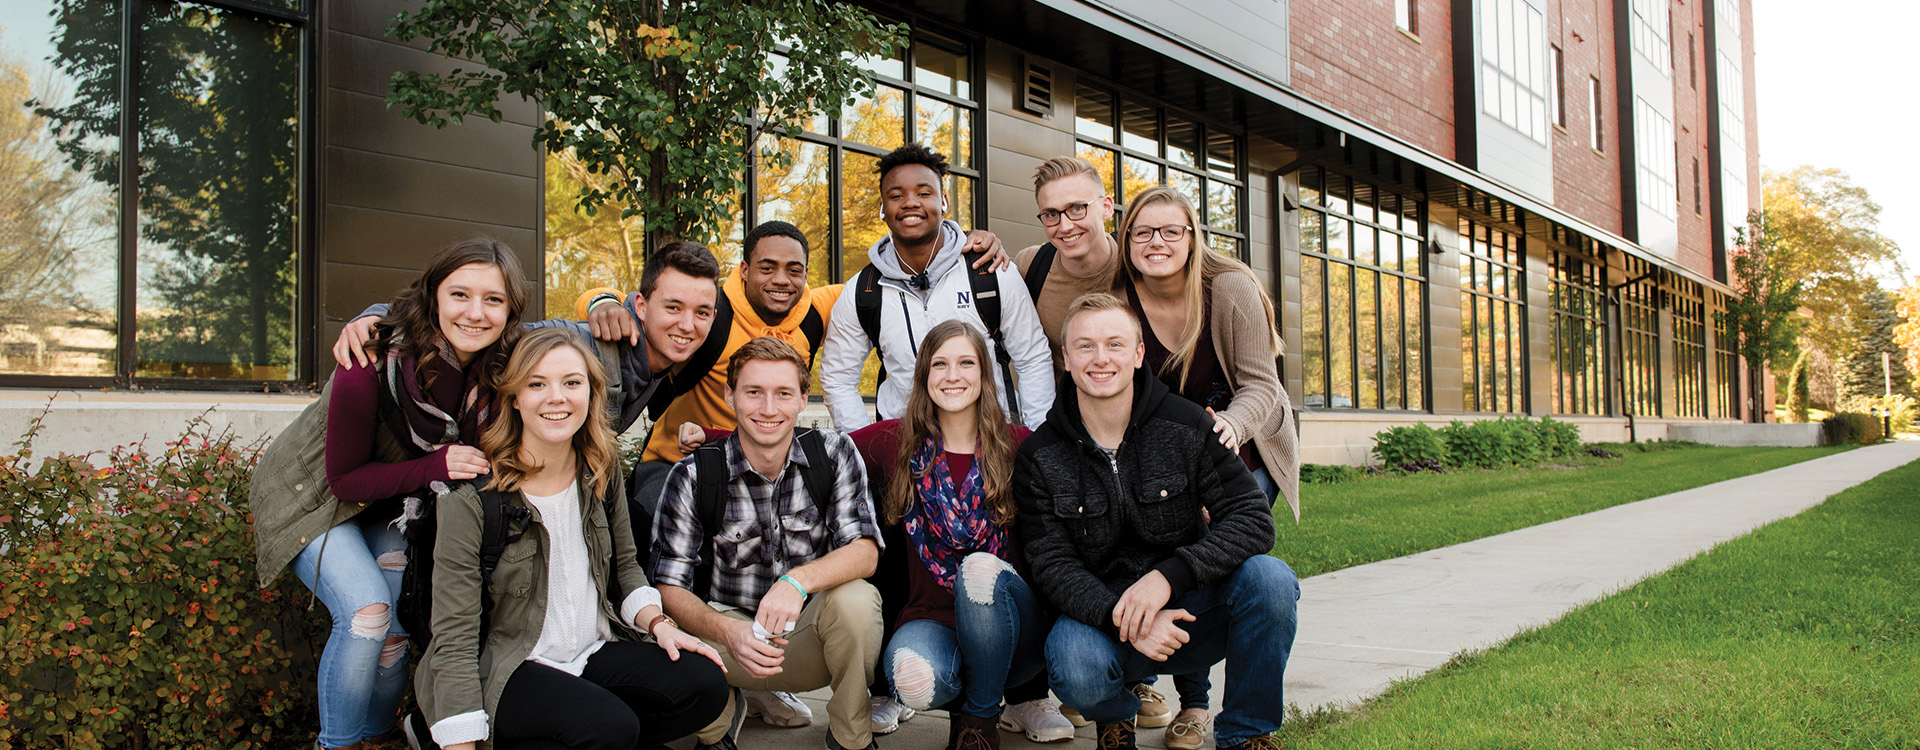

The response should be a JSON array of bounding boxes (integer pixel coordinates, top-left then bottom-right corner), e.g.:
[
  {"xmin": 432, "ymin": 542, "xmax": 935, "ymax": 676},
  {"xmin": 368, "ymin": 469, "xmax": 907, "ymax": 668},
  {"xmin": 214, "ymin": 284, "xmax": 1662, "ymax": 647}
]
[{"xmin": 649, "ymin": 428, "xmax": 882, "ymax": 611}]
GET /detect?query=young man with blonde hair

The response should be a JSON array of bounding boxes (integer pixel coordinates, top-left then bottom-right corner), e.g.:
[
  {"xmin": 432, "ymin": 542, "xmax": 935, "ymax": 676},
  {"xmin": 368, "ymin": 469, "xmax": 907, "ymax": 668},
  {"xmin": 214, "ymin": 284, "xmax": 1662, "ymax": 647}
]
[
  {"xmin": 1014, "ymin": 157, "xmax": 1122, "ymax": 372},
  {"xmin": 1014, "ymin": 293, "xmax": 1298, "ymax": 750}
]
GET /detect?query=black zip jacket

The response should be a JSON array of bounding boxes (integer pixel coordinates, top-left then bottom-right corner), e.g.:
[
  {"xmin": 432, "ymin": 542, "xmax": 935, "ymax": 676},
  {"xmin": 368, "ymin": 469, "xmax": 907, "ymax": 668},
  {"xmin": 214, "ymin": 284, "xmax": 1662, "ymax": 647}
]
[{"xmin": 1013, "ymin": 369, "xmax": 1275, "ymax": 637}]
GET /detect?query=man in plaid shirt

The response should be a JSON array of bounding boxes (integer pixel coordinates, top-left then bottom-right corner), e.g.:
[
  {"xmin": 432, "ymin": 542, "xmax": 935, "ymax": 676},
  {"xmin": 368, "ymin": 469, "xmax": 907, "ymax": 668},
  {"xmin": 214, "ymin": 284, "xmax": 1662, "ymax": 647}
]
[{"xmin": 654, "ymin": 337, "xmax": 885, "ymax": 750}]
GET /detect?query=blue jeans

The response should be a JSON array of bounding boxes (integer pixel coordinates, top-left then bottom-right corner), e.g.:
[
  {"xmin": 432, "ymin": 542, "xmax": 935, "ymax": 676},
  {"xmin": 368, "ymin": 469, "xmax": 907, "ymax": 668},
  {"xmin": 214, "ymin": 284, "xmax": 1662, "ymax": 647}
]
[
  {"xmin": 883, "ymin": 553, "xmax": 1046, "ymax": 719},
  {"xmin": 291, "ymin": 514, "xmax": 410, "ymax": 747},
  {"xmin": 1047, "ymin": 556, "xmax": 1300, "ymax": 746},
  {"xmin": 1172, "ymin": 467, "xmax": 1283, "ymax": 711}
]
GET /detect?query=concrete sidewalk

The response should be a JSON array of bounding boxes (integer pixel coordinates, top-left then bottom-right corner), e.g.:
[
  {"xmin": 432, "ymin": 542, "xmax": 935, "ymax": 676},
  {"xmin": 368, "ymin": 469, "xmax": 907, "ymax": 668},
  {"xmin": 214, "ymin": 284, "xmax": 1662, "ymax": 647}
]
[{"xmin": 728, "ymin": 440, "xmax": 1920, "ymax": 749}]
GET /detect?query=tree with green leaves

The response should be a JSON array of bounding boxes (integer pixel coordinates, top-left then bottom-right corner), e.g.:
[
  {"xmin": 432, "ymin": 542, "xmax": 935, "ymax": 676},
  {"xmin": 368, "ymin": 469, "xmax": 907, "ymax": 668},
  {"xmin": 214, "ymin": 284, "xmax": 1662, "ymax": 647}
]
[
  {"xmin": 1718, "ymin": 210, "xmax": 1804, "ymax": 423},
  {"xmin": 1762, "ymin": 166, "xmax": 1905, "ymax": 374},
  {"xmin": 387, "ymin": 1, "xmax": 906, "ymax": 251},
  {"xmin": 1783, "ymin": 351, "xmax": 1810, "ymax": 423},
  {"xmin": 1836, "ymin": 288, "xmax": 1916, "ymax": 403}
]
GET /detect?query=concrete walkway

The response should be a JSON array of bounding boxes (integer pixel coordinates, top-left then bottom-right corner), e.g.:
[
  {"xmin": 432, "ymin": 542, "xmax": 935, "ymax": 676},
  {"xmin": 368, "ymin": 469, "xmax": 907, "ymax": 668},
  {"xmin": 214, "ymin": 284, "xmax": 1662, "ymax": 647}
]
[{"xmin": 728, "ymin": 440, "xmax": 1920, "ymax": 749}]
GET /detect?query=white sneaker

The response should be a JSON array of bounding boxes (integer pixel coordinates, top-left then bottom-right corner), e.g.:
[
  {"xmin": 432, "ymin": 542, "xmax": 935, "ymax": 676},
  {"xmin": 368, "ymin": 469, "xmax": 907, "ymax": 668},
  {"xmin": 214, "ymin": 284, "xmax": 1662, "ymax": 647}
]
[
  {"xmin": 870, "ymin": 695, "xmax": 916, "ymax": 734},
  {"xmin": 998, "ymin": 698, "xmax": 1076, "ymax": 743},
  {"xmin": 742, "ymin": 689, "xmax": 814, "ymax": 728}
]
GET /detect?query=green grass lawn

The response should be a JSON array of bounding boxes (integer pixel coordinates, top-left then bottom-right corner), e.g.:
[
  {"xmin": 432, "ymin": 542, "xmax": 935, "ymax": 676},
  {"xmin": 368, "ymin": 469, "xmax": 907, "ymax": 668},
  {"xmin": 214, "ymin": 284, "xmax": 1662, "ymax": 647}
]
[
  {"xmin": 1279, "ymin": 445, "xmax": 1849, "ymax": 578},
  {"xmin": 1276, "ymin": 454, "xmax": 1920, "ymax": 748}
]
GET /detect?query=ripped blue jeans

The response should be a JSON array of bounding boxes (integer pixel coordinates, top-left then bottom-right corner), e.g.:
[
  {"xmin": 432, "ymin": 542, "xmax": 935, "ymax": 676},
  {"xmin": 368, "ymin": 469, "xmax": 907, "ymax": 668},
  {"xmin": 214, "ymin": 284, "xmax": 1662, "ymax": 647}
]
[
  {"xmin": 291, "ymin": 514, "xmax": 410, "ymax": 747},
  {"xmin": 883, "ymin": 553, "xmax": 1046, "ymax": 719}
]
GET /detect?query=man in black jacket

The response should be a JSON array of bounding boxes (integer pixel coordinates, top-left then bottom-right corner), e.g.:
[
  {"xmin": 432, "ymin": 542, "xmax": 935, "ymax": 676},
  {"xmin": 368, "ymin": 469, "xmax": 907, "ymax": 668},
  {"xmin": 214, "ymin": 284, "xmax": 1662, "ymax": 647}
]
[{"xmin": 1014, "ymin": 293, "xmax": 1297, "ymax": 750}]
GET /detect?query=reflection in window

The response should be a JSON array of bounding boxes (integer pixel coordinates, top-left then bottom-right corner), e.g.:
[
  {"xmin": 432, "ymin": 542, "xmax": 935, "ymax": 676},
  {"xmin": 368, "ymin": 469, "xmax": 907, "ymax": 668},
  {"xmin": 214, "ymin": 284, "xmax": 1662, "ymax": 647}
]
[
  {"xmin": 1550, "ymin": 242, "xmax": 1607, "ymax": 415},
  {"xmin": 1619, "ymin": 256, "xmax": 1661, "ymax": 416},
  {"xmin": 843, "ymin": 83, "xmax": 907, "ymax": 152},
  {"xmin": 756, "ymin": 137, "xmax": 835, "ymax": 289},
  {"xmin": 915, "ymin": 96, "xmax": 971, "ymax": 168},
  {"xmin": 1671, "ymin": 281, "xmax": 1706, "ymax": 418},
  {"xmin": 8, "ymin": 1, "xmax": 305, "ymax": 383},
  {"xmin": 1460, "ymin": 219, "xmax": 1526, "ymax": 413},
  {"xmin": 1713, "ymin": 292, "xmax": 1739, "ymax": 419},
  {"xmin": 1075, "ymin": 81, "xmax": 1246, "ymax": 259},
  {"xmin": 1634, "ymin": 98, "xmax": 1676, "ymax": 219},
  {"xmin": 0, "ymin": 3, "xmax": 121, "ymax": 377},
  {"xmin": 1300, "ymin": 167, "xmax": 1426, "ymax": 410}
]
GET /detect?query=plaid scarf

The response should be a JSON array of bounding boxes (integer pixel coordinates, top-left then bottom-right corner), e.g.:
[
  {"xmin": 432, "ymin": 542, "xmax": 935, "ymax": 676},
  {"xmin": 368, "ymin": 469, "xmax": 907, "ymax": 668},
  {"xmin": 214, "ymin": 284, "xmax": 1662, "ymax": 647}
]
[
  {"xmin": 375, "ymin": 332, "xmax": 493, "ymax": 531},
  {"xmin": 903, "ymin": 433, "xmax": 1005, "ymax": 593}
]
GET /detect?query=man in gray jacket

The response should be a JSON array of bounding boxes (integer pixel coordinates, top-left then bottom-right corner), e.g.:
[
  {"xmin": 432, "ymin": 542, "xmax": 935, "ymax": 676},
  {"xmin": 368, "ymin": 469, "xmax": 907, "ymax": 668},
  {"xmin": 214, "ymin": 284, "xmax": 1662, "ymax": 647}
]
[{"xmin": 1013, "ymin": 293, "xmax": 1298, "ymax": 750}]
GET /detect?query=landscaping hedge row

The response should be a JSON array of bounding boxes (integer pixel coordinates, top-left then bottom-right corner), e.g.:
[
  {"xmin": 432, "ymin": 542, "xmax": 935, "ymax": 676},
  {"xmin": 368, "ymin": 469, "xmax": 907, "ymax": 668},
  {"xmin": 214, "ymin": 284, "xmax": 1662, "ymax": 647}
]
[
  {"xmin": 1370, "ymin": 417, "xmax": 1584, "ymax": 472},
  {"xmin": 0, "ymin": 413, "xmax": 324, "ymax": 750}
]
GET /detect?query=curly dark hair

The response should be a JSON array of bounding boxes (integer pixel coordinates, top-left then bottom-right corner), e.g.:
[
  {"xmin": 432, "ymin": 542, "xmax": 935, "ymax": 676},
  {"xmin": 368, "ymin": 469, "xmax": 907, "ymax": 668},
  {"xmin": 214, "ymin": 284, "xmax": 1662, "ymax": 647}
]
[
  {"xmin": 743, "ymin": 221, "xmax": 810, "ymax": 266},
  {"xmin": 876, "ymin": 142, "xmax": 950, "ymax": 183},
  {"xmin": 372, "ymin": 236, "xmax": 529, "ymax": 388}
]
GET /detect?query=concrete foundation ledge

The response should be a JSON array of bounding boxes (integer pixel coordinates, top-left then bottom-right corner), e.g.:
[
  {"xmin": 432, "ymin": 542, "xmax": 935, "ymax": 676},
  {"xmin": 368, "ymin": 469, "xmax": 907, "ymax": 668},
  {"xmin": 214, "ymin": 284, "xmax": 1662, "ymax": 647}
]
[
  {"xmin": 0, "ymin": 389, "xmax": 318, "ymax": 464},
  {"xmin": 1666, "ymin": 422, "xmax": 1823, "ymax": 447}
]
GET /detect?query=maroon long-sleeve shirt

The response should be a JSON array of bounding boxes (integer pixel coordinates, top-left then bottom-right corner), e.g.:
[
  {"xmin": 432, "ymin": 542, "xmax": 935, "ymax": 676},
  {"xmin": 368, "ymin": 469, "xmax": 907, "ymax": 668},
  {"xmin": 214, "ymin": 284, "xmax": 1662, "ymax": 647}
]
[{"xmin": 324, "ymin": 359, "xmax": 477, "ymax": 504}]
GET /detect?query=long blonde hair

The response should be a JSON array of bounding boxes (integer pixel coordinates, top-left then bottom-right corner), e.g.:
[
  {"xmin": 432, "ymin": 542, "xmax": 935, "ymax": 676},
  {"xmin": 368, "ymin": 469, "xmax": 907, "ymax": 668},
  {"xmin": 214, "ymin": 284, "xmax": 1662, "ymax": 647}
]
[
  {"xmin": 1119, "ymin": 186, "xmax": 1282, "ymax": 388},
  {"xmin": 480, "ymin": 328, "xmax": 619, "ymax": 499},
  {"xmin": 884, "ymin": 321, "xmax": 1018, "ymax": 526}
]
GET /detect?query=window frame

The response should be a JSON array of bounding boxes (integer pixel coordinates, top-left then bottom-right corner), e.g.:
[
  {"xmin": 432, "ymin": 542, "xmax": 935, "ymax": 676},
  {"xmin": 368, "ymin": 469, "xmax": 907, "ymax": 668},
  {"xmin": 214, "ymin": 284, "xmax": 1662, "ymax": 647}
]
[
  {"xmin": 1479, "ymin": 0, "xmax": 1549, "ymax": 144},
  {"xmin": 1589, "ymin": 75, "xmax": 1605, "ymax": 153},
  {"xmin": 1071, "ymin": 79, "xmax": 1250, "ymax": 262},
  {"xmin": 1548, "ymin": 230, "xmax": 1609, "ymax": 416},
  {"xmin": 1459, "ymin": 216, "xmax": 1530, "ymax": 414},
  {"xmin": 0, "ymin": 0, "xmax": 315, "ymax": 391},
  {"xmin": 1297, "ymin": 166, "xmax": 1430, "ymax": 412}
]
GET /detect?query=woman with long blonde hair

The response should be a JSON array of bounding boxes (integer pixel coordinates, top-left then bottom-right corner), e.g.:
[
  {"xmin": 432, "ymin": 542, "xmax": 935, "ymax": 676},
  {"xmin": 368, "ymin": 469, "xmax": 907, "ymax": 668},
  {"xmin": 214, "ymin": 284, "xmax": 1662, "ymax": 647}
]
[
  {"xmin": 1116, "ymin": 185, "xmax": 1298, "ymax": 748},
  {"xmin": 413, "ymin": 327, "xmax": 727, "ymax": 750}
]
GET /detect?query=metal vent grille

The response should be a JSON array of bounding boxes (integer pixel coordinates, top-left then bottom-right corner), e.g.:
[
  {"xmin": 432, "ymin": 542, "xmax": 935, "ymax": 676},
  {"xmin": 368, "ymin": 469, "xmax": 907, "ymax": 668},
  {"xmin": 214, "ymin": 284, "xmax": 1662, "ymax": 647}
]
[{"xmin": 1019, "ymin": 59, "xmax": 1052, "ymax": 116}]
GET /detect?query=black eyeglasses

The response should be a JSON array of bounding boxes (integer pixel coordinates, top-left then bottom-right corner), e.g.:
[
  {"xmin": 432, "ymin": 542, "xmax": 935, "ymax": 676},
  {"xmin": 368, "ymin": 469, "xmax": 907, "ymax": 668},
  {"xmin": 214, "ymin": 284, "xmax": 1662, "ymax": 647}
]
[
  {"xmin": 1036, "ymin": 200, "xmax": 1097, "ymax": 226},
  {"xmin": 1128, "ymin": 224, "xmax": 1193, "ymax": 244}
]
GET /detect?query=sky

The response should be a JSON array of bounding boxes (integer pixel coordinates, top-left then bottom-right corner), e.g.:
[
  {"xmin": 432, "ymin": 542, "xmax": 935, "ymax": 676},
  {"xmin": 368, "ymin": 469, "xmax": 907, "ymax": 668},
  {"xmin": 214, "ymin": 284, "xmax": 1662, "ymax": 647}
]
[{"xmin": 1753, "ymin": 0, "xmax": 1920, "ymax": 285}]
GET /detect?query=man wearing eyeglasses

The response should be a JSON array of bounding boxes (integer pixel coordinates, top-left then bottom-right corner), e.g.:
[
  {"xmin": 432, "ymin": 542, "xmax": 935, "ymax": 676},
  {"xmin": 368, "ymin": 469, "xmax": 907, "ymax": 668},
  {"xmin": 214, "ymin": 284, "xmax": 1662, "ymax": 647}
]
[{"xmin": 1015, "ymin": 157, "xmax": 1123, "ymax": 372}]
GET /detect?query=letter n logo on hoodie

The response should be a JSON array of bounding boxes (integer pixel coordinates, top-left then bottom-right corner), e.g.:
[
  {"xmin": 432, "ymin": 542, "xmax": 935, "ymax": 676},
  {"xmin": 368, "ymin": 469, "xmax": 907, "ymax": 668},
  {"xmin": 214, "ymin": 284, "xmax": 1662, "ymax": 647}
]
[{"xmin": 956, "ymin": 291, "xmax": 973, "ymax": 308}]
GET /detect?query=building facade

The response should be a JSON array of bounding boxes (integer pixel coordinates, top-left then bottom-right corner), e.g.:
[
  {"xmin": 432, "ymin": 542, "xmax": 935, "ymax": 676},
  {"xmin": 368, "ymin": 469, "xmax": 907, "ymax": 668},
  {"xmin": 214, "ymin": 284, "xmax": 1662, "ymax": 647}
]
[{"xmin": 0, "ymin": 0, "xmax": 1761, "ymax": 464}]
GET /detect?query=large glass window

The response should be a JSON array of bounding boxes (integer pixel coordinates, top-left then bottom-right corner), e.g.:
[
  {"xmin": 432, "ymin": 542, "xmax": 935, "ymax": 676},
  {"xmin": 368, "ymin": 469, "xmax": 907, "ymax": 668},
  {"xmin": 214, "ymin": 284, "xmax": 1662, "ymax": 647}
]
[
  {"xmin": 1672, "ymin": 279, "xmax": 1707, "ymax": 418},
  {"xmin": 1549, "ymin": 237, "xmax": 1607, "ymax": 415},
  {"xmin": 1299, "ymin": 167, "xmax": 1426, "ymax": 411},
  {"xmin": 1713, "ymin": 291, "xmax": 1740, "ymax": 419},
  {"xmin": 1635, "ymin": 97, "xmax": 1677, "ymax": 220},
  {"xmin": 1, "ymin": 0, "xmax": 306, "ymax": 385},
  {"xmin": 1619, "ymin": 256, "xmax": 1662, "ymax": 416},
  {"xmin": 1631, "ymin": 0, "xmax": 1673, "ymax": 75},
  {"xmin": 1074, "ymin": 83, "xmax": 1247, "ymax": 259},
  {"xmin": 1460, "ymin": 218, "xmax": 1527, "ymax": 412},
  {"xmin": 1480, "ymin": 0, "xmax": 1548, "ymax": 143}
]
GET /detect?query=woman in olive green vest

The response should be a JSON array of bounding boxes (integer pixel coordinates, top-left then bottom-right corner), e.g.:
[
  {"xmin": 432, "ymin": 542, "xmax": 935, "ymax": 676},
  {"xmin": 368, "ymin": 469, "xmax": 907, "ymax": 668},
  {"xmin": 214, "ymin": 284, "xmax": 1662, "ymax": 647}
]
[
  {"xmin": 253, "ymin": 238, "xmax": 529, "ymax": 750},
  {"xmin": 414, "ymin": 327, "xmax": 727, "ymax": 749}
]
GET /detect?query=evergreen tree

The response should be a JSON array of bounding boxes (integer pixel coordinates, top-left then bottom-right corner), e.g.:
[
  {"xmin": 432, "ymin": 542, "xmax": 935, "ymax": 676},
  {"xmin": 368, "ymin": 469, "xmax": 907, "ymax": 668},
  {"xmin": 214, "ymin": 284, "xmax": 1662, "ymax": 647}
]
[
  {"xmin": 1785, "ymin": 351, "xmax": 1811, "ymax": 423},
  {"xmin": 1837, "ymin": 289, "xmax": 1916, "ymax": 402}
]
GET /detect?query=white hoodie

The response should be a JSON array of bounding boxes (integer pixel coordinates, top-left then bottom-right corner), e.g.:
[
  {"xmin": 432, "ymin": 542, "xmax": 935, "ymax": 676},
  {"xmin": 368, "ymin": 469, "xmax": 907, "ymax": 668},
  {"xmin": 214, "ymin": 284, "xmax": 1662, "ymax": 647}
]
[{"xmin": 820, "ymin": 220, "xmax": 1055, "ymax": 430}]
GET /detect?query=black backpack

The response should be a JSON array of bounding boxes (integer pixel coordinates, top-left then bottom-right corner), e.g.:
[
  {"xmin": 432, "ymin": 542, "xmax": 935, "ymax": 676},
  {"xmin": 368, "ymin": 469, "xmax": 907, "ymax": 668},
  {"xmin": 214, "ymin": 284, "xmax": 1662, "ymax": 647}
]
[
  {"xmin": 396, "ymin": 483, "xmax": 620, "ymax": 651},
  {"xmin": 852, "ymin": 250, "xmax": 1023, "ymax": 423},
  {"xmin": 656, "ymin": 428, "xmax": 837, "ymax": 600}
]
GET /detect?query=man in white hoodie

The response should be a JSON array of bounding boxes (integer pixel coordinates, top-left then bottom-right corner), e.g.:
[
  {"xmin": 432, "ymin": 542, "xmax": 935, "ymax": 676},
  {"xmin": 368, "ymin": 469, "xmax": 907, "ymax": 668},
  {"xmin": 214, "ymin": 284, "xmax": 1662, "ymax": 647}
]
[{"xmin": 820, "ymin": 143, "xmax": 1055, "ymax": 430}]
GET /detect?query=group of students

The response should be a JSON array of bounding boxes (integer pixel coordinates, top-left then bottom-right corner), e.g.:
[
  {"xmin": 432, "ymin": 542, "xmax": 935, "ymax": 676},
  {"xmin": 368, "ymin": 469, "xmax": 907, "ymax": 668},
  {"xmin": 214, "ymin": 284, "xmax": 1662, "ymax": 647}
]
[{"xmin": 250, "ymin": 143, "xmax": 1301, "ymax": 750}]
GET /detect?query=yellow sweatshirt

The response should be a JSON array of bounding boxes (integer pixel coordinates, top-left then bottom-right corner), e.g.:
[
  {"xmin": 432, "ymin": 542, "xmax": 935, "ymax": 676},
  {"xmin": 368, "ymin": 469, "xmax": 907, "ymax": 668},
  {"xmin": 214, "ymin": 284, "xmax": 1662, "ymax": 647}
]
[{"xmin": 638, "ymin": 274, "xmax": 844, "ymax": 463}]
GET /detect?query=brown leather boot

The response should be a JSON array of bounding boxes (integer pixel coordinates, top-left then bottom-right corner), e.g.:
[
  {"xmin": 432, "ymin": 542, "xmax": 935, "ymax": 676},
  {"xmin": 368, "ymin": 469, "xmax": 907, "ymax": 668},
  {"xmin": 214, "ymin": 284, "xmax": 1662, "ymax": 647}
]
[{"xmin": 949, "ymin": 710, "xmax": 1001, "ymax": 750}]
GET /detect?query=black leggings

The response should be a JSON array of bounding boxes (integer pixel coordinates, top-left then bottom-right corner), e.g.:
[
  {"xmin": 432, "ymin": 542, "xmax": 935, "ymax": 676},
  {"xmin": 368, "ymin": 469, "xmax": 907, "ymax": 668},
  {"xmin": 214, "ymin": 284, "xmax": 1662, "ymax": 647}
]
[{"xmin": 494, "ymin": 640, "xmax": 728, "ymax": 750}]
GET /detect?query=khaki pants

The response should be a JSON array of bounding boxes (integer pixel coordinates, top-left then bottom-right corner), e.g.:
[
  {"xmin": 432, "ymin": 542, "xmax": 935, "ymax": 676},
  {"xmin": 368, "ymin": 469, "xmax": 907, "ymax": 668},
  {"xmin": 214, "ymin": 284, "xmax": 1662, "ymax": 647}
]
[{"xmin": 694, "ymin": 579, "xmax": 883, "ymax": 749}]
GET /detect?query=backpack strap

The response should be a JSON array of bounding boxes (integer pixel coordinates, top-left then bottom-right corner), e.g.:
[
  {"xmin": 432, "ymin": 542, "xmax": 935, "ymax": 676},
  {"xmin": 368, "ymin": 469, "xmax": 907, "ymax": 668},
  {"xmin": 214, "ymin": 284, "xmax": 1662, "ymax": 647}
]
[
  {"xmin": 1023, "ymin": 242, "xmax": 1057, "ymax": 305},
  {"xmin": 852, "ymin": 264, "xmax": 892, "ymax": 408},
  {"xmin": 798, "ymin": 305, "xmax": 827, "ymax": 368},
  {"xmin": 963, "ymin": 249, "xmax": 1023, "ymax": 425},
  {"xmin": 475, "ymin": 488, "xmax": 530, "ymax": 632},
  {"xmin": 690, "ymin": 443, "xmax": 730, "ymax": 600},
  {"xmin": 794, "ymin": 428, "xmax": 835, "ymax": 520}
]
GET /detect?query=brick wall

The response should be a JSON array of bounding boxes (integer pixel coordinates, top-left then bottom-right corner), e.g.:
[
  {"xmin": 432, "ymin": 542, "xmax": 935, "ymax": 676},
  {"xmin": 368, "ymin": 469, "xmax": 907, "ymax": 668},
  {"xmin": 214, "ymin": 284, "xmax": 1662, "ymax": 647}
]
[
  {"xmin": 1289, "ymin": 0, "xmax": 1455, "ymax": 159},
  {"xmin": 1671, "ymin": 0, "xmax": 1713, "ymax": 276},
  {"xmin": 1548, "ymin": 0, "xmax": 1623, "ymax": 237}
]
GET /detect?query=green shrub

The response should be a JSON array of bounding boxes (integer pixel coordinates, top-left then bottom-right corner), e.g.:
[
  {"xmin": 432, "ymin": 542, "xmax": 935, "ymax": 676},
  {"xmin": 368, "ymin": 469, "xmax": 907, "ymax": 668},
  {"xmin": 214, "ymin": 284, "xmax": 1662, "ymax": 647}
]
[
  {"xmin": 0, "ymin": 411, "xmax": 325, "ymax": 749},
  {"xmin": 1784, "ymin": 352, "xmax": 1811, "ymax": 423},
  {"xmin": 1822, "ymin": 411, "xmax": 1883, "ymax": 446},
  {"xmin": 1439, "ymin": 420, "xmax": 1512, "ymax": 469},
  {"xmin": 1838, "ymin": 394, "xmax": 1915, "ymax": 436},
  {"xmin": 1370, "ymin": 423, "xmax": 1449, "ymax": 469},
  {"xmin": 1533, "ymin": 416, "xmax": 1584, "ymax": 458},
  {"xmin": 1498, "ymin": 418, "xmax": 1547, "ymax": 464}
]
